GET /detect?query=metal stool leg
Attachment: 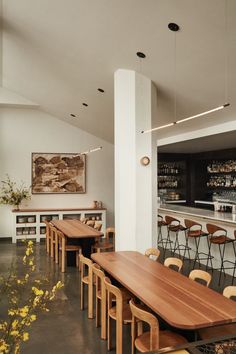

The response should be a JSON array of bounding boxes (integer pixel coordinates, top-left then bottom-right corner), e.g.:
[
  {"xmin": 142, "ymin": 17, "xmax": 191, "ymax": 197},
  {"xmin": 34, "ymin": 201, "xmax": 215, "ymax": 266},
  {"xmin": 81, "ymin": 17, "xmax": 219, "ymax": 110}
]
[{"xmin": 218, "ymin": 243, "xmax": 226, "ymax": 285}]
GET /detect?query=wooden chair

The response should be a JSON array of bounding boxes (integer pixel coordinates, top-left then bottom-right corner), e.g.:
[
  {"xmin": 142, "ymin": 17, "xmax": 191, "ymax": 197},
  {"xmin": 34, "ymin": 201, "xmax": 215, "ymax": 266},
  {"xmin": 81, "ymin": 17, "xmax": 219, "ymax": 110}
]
[
  {"xmin": 144, "ymin": 248, "xmax": 160, "ymax": 261},
  {"xmin": 91, "ymin": 227, "xmax": 115, "ymax": 253},
  {"xmin": 199, "ymin": 286, "xmax": 236, "ymax": 339},
  {"xmin": 57, "ymin": 230, "xmax": 82, "ymax": 273},
  {"xmin": 49, "ymin": 225, "xmax": 58, "ymax": 261},
  {"xmin": 189, "ymin": 269, "xmax": 211, "ymax": 287},
  {"xmin": 94, "ymin": 222, "xmax": 102, "ymax": 231},
  {"xmin": 92, "ymin": 264, "xmax": 107, "ymax": 339},
  {"xmin": 80, "ymin": 254, "xmax": 94, "ymax": 319},
  {"xmin": 104, "ymin": 276, "xmax": 132, "ymax": 354},
  {"xmin": 164, "ymin": 257, "xmax": 183, "ymax": 272},
  {"xmin": 44, "ymin": 220, "xmax": 51, "ymax": 254},
  {"xmin": 80, "ymin": 217, "xmax": 89, "ymax": 224},
  {"xmin": 129, "ymin": 299, "xmax": 187, "ymax": 353},
  {"xmin": 87, "ymin": 220, "xmax": 95, "ymax": 227}
]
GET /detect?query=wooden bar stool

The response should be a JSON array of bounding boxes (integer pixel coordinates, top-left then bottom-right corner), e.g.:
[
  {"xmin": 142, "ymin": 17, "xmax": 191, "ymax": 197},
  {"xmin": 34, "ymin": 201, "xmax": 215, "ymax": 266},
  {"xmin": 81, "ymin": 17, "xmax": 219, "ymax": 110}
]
[
  {"xmin": 165, "ymin": 216, "xmax": 187, "ymax": 259},
  {"xmin": 92, "ymin": 264, "xmax": 107, "ymax": 340},
  {"xmin": 44, "ymin": 220, "xmax": 51, "ymax": 254},
  {"xmin": 189, "ymin": 269, "xmax": 212, "ymax": 287},
  {"xmin": 91, "ymin": 227, "xmax": 115, "ymax": 253},
  {"xmin": 184, "ymin": 219, "xmax": 210, "ymax": 269},
  {"xmin": 57, "ymin": 230, "xmax": 82, "ymax": 273},
  {"xmin": 164, "ymin": 257, "xmax": 183, "ymax": 272},
  {"xmin": 104, "ymin": 277, "xmax": 132, "ymax": 354},
  {"xmin": 80, "ymin": 255, "xmax": 94, "ymax": 319},
  {"xmin": 129, "ymin": 299, "xmax": 187, "ymax": 353},
  {"xmin": 199, "ymin": 285, "xmax": 236, "ymax": 339},
  {"xmin": 145, "ymin": 248, "xmax": 160, "ymax": 261},
  {"xmin": 206, "ymin": 224, "xmax": 236, "ymax": 284}
]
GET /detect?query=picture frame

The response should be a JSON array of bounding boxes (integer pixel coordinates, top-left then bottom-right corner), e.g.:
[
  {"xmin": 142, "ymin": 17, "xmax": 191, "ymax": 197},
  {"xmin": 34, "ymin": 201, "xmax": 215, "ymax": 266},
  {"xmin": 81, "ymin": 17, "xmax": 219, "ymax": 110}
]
[{"xmin": 31, "ymin": 152, "xmax": 86, "ymax": 194}]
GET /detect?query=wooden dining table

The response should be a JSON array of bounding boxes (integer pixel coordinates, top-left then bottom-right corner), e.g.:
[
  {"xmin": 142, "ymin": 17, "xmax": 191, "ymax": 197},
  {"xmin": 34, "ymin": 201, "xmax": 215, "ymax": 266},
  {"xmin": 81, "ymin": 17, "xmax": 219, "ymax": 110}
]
[{"xmin": 91, "ymin": 251, "xmax": 236, "ymax": 331}]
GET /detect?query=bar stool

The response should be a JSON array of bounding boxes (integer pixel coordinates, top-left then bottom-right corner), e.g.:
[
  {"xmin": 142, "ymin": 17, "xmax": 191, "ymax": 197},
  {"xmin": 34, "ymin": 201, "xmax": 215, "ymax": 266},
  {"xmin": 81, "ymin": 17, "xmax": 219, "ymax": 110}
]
[
  {"xmin": 223, "ymin": 230, "xmax": 236, "ymax": 285},
  {"xmin": 206, "ymin": 224, "xmax": 236, "ymax": 284},
  {"xmin": 104, "ymin": 277, "xmax": 132, "ymax": 354},
  {"xmin": 184, "ymin": 219, "xmax": 211, "ymax": 269},
  {"xmin": 157, "ymin": 215, "xmax": 168, "ymax": 247},
  {"xmin": 165, "ymin": 216, "xmax": 187, "ymax": 259},
  {"xmin": 129, "ymin": 299, "xmax": 188, "ymax": 353}
]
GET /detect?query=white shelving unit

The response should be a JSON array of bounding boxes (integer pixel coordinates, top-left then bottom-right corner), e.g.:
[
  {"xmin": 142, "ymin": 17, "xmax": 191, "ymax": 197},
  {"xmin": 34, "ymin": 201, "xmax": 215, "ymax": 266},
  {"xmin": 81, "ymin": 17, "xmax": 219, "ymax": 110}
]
[{"xmin": 12, "ymin": 208, "xmax": 107, "ymax": 243}]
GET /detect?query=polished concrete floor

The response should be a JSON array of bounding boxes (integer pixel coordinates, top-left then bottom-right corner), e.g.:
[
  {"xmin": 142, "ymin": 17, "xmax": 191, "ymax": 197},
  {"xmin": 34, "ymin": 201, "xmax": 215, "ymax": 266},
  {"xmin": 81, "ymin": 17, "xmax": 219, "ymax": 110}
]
[{"xmin": 0, "ymin": 242, "xmax": 234, "ymax": 354}]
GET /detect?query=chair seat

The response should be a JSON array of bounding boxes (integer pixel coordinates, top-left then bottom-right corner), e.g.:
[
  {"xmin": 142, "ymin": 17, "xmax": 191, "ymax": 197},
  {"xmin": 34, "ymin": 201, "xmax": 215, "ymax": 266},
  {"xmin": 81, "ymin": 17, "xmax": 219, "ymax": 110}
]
[
  {"xmin": 82, "ymin": 275, "xmax": 89, "ymax": 284},
  {"xmin": 93, "ymin": 241, "xmax": 114, "ymax": 250},
  {"xmin": 199, "ymin": 323, "xmax": 236, "ymax": 339},
  {"xmin": 135, "ymin": 330, "xmax": 187, "ymax": 352},
  {"xmin": 210, "ymin": 236, "xmax": 233, "ymax": 244},
  {"xmin": 169, "ymin": 225, "xmax": 186, "ymax": 232},
  {"xmin": 188, "ymin": 230, "xmax": 208, "ymax": 238},
  {"xmin": 59, "ymin": 245, "xmax": 82, "ymax": 251},
  {"xmin": 108, "ymin": 303, "xmax": 132, "ymax": 322},
  {"xmin": 158, "ymin": 220, "xmax": 167, "ymax": 227},
  {"xmin": 97, "ymin": 288, "xmax": 130, "ymax": 302}
]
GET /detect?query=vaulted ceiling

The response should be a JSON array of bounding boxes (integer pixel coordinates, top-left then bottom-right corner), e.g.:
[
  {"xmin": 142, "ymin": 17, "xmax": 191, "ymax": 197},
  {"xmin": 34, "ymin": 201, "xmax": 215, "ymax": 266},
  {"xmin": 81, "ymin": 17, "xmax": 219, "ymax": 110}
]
[{"xmin": 1, "ymin": 0, "xmax": 236, "ymax": 143}]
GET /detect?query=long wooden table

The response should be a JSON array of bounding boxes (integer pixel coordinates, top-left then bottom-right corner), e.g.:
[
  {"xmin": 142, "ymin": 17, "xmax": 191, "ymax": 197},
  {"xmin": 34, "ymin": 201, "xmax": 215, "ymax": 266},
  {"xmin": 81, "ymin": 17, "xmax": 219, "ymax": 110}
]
[{"xmin": 91, "ymin": 251, "xmax": 236, "ymax": 330}]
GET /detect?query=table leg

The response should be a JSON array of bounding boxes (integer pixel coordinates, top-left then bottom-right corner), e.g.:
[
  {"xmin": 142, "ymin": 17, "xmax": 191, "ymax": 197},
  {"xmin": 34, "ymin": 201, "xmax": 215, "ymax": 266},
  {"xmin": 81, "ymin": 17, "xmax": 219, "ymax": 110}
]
[
  {"xmin": 61, "ymin": 237, "xmax": 66, "ymax": 273},
  {"xmin": 55, "ymin": 233, "xmax": 59, "ymax": 264}
]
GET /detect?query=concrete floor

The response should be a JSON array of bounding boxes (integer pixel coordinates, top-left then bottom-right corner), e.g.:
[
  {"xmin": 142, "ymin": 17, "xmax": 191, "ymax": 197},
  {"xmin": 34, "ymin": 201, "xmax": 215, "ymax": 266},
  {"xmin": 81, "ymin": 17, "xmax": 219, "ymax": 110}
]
[{"xmin": 0, "ymin": 242, "xmax": 234, "ymax": 354}]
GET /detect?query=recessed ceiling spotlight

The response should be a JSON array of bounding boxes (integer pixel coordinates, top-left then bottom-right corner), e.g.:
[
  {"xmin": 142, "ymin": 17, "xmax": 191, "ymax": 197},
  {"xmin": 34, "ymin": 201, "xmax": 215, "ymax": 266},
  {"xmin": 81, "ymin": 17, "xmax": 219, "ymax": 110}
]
[
  {"xmin": 136, "ymin": 52, "xmax": 146, "ymax": 58},
  {"xmin": 70, "ymin": 113, "xmax": 76, "ymax": 117},
  {"xmin": 98, "ymin": 88, "xmax": 105, "ymax": 93},
  {"xmin": 168, "ymin": 23, "xmax": 180, "ymax": 32},
  {"xmin": 82, "ymin": 103, "xmax": 88, "ymax": 107}
]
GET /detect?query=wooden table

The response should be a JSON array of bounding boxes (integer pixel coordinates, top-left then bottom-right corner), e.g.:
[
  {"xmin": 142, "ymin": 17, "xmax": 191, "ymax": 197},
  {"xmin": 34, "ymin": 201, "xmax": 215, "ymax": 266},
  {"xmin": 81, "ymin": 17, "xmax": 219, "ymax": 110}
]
[
  {"xmin": 51, "ymin": 219, "xmax": 103, "ymax": 318},
  {"xmin": 91, "ymin": 251, "xmax": 236, "ymax": 330}
]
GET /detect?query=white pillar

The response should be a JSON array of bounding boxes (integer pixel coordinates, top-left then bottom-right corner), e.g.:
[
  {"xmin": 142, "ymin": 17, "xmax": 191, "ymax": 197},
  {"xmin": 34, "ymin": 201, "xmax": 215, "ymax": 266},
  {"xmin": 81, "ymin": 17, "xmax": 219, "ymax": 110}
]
[{"xmin": 114, "ymin": 69, "xmax": 157, "ymax": 253}]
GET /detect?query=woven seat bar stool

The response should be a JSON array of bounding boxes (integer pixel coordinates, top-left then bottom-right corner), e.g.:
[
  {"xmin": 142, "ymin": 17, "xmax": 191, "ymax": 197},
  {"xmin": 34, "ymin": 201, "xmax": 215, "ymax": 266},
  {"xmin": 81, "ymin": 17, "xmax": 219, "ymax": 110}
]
[
  {"xmin": 164, "ymin": 216, "xmax": 188, "ymax": 260},
  {"xmin": 222, "ymin": 230, "xmax": 236, "ymax": 285},
  {"xmin": 129, "ymin": 299, "xmax": 188, "ymax": 353},
  {"xmin": 157, "ymin": 215, "xmax": 168, "ymax": 247},
  {"xmin": 206, "ymin": 224, "xmax": 236, "ymax": 285},
  {"xmin": 184, "ymin": 219, "xmax": 211, "ymax": 269}
]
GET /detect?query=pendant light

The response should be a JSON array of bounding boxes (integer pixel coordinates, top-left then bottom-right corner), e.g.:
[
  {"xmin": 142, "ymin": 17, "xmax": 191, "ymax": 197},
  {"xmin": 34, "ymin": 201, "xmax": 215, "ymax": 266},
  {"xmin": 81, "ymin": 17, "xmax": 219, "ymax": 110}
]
[{"xmin": 142, "ymin": 5, "xmax": 230, "ymax": 134}]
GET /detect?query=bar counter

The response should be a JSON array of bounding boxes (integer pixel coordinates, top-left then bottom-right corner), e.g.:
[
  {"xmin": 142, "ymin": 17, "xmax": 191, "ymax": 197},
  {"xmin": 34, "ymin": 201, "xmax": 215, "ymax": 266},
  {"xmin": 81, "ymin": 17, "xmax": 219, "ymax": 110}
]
[{"xmin": 159, "ymin": 204, "xmax": 236, "ymax": 227}]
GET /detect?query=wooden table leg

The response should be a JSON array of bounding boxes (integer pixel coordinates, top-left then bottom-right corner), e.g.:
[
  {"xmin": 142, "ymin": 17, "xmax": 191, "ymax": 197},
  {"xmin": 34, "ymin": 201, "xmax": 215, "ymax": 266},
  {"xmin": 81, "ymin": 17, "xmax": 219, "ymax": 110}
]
[
  {"xmin": 61, "ymin": 237, "xmax": 66, "ymax": 273},
  {"xmin": 55, "ymin": 233, "xmax": 59, "ymax": 264},
  {"xmin": 50, "ymin": 235, "xmax": 54, "ymax": 258}
]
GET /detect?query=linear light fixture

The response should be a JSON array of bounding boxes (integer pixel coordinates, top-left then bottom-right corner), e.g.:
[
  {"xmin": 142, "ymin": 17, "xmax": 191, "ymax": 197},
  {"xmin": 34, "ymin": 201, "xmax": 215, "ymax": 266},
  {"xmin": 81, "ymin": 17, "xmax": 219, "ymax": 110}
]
[
  {"xmin": 81, "ymin": 146, "xmax": 103, "ymax": 155},
  {"xmin": 141, "ymin": 103, "xmax": 230, "ymax": 134}
]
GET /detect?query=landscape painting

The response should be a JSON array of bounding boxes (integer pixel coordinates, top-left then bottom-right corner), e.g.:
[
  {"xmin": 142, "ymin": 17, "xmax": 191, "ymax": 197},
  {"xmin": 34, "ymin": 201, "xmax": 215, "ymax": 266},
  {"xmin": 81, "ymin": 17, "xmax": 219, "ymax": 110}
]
[{"xmin": 32, "ymin": 153, "xmax": 86, "ymax": 194}]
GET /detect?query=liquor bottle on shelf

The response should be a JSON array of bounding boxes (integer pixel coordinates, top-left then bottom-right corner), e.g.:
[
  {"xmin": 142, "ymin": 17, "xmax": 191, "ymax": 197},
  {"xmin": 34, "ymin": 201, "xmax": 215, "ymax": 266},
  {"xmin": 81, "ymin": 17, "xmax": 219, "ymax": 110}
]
[{"xmin": 207, "ymin": 160, "xmax": 236, "ymax": 173}]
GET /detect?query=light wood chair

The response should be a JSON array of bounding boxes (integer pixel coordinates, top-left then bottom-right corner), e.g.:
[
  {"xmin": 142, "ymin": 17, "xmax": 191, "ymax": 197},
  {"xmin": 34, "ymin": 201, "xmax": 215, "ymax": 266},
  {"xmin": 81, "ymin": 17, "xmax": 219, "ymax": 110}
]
[
  {"xmin": 164, "ymin": 257, "xmax": 183, "ymax": 272},
  {"xmin": 44, "ymin": 220, "xmax": 51, "ymax": 254},
  {"xmin": 199, "ymin": 286, "xmax": 236, "ymax": 339},
  {"xmin": 189, "ymin": 269, "xmax": 211, "ymax": 287},
  {"xmin": 129, "ymin": 299, "xmax": 187, "ymax": 353},
  {"xmin": 49, "ymin": 225, "xmax": 58, "ymax": 261},
  {"xmin": 80, "ymin": 254, "xmax": 94, "ymax": 319},
  {"xmin": 80, "ymin": 217, "xmax": 89, "ymax": 224},
  {"xmin": 94, "ymin": 222, "xmax": 102, "ymax": 231},
  {"xmin": 104, "ymin": 276, "xmax": 132, "ymax": 354},
  {"xmin": 87, "ymin": 220, "xmax": 95, "ymax": 227},
  {"xmin": 57, "ymin": 230, "xmax": 82, "ymax": 273},
  {"xmin": 92, "ymin": 264, "xmax": 107, "ymax": 339},
  {"xmin": 145, "ymin": 248, "xmax": 160, "ymax": 261},
  {"xmin": 92, "ymin": 227, "xmax": 115, "ymax": 253}
]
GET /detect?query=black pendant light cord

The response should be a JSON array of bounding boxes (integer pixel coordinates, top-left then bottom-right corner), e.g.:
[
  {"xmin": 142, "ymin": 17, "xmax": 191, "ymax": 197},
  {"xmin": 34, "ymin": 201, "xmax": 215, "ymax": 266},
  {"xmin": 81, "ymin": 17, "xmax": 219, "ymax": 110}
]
[
  {"xmin": 224, "ymin": 0, "xmax": 229, "ymax": 104},
  {"xmin": 174, "ymin": 31, "xmax": 177, "ymax": 123}
]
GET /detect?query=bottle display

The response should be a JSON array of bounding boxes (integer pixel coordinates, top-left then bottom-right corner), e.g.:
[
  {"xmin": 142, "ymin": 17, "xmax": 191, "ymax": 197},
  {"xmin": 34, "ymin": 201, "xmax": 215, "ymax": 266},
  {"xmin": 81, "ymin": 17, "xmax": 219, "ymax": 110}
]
[{"xmin": 207, "ymin": 160, "xmax": 236, "ymax": 173}]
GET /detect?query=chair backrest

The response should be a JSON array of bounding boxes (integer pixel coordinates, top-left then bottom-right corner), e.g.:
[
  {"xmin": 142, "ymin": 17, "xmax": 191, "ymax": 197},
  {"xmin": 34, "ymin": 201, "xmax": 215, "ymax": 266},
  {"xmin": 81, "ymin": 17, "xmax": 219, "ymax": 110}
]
[
  {"xmin": 92, "ymin": 264, "xmax": 105, "ymax": 296},
  {"xmin": 206, "ymin": 223, "xmax": 227, "ymax": 237},
  {"xmin": 184, "ymin": 219, "xmax": 202, "ymax": 230},
  {"xmin": 234, "ymin": 230, "xmax": 236, "ymax": 240},
  {"xmin": 50, "ymin": 225, "xmax": 57, "ymax": 240},
  {"xmin": 44, "ymin": 220, "xmax": 51, "ymax": 237},
  {"xmin": 80, "ymin": 254, "xmax": 93, "ymax": 280},
  {"xmin": 56, "ymin": 230, "xmax": 65, "ymax": 247},
  {"xmin": 87, "ymin": 220, "xmax": 95, "ymax": 227},
  {"xmin": 145, "ymin": 248, "xmax": 160, "ymax": 261},
  {"xmin": 165, "ymin": 215, "xmax": 180, "ymax": 226},
  {"xmin": 189, "ymin": 269, "xmax": 211, "ymax": 287},
  {"xmin": 129, "ymin": 299, "xmax": 159, "ymax": 351},
  {"xmin": 105, "ymin": 227, "xmax": 115, "ymax": 241},
  {"xmin": 164, "ymin": 257, "xmax": 183, "ymax": 272},
  {"xmin": 104, "ymin": 277, "xmax": 123, "ymax": 311},
  {"xmin": 81, "ymin": 217, "xmax": 89, "ymax": 224},
  {"xmin": 223, "ymin": 286, "xmax": 236, "ymax": 299},
  {"xmin": 94, "ymin": 222, "xmax": 102, "ymax": 231}
]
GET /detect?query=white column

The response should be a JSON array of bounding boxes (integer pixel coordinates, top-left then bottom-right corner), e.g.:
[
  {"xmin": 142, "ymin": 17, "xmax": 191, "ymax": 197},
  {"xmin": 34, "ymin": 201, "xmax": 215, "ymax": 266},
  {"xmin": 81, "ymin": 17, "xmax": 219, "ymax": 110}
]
[{"xmin": 114, "ymin": 69, "xmax": 157, "ymax": 253}]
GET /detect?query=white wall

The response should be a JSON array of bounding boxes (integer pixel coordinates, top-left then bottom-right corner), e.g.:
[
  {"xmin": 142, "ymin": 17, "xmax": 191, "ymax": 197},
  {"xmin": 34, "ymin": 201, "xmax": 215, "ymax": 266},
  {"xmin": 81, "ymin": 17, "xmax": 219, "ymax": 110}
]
[{"xmin": 0, "ymin": 108, "xmax": 114, "ymax": 237}]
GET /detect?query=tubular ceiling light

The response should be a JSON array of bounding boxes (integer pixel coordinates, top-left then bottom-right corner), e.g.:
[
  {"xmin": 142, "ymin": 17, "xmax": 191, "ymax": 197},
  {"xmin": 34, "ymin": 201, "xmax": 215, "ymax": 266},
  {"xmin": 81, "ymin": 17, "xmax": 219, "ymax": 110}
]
[
  {"xmin": 141, "ymin": 103, "xmax": 230, "ymax": 134},
  {"xmin": 74, "ymin": 146, "xmax": 102, "ymax": 156}
]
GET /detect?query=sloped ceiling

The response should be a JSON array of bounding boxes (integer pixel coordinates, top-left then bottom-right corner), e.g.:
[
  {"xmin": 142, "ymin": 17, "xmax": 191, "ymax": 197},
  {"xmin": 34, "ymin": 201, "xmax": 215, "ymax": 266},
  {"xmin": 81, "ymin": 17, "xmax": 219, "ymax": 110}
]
[{"xmin": 1, "ymin": 0, "xmax": 236, "ymax": 142}]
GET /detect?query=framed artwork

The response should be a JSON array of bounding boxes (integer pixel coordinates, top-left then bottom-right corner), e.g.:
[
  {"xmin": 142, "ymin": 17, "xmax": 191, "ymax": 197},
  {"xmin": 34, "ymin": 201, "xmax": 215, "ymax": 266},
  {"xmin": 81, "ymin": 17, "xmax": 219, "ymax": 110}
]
[{"xmin": 32, "ymin": 153, "xmax": 86, "ymax": 194}]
